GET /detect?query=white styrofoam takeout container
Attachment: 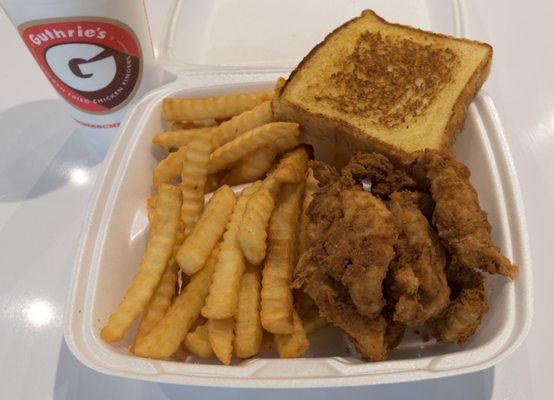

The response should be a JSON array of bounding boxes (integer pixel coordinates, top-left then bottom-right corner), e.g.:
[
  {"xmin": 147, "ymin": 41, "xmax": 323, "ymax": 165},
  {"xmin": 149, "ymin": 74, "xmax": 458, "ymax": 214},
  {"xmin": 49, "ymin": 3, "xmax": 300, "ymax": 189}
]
[{"xmin": 64, "ymin": 0, "xmax": 533, "ymax": 388}]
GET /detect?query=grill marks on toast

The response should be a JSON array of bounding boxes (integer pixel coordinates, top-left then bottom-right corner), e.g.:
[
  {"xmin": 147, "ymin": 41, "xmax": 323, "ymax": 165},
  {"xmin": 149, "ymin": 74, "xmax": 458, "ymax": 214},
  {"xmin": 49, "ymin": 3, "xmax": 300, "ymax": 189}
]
[{"xmin": 313, "ymin": 32, "xmax": 460, "ymax": 128}]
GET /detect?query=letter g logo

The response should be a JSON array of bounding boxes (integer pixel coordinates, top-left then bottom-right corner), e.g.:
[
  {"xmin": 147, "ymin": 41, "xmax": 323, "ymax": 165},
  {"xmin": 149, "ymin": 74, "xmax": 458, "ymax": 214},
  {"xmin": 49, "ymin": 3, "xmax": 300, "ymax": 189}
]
[{"xmin": 45, "ymin": 43, "xmax": 117, "ymax": 92}]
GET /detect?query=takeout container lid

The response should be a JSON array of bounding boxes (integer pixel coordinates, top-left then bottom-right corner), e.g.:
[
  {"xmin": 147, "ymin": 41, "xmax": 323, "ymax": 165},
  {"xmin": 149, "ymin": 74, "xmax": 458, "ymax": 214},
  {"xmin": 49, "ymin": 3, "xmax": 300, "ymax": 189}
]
[
  {"xmin": 158, "ymin": 0, "xmax": 457, "ymax": 74},
  {"xmin": 63, "ymin": 0, "xmax": 534, "ymax": 388}
]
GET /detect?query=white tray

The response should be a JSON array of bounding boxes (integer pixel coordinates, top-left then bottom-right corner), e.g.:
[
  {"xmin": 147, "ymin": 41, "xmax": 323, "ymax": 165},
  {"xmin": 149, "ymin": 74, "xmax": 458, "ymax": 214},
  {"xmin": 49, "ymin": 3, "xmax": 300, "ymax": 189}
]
[{"xmin": 63, "ymin": 74, "xmax": 532, "ymax": 387}]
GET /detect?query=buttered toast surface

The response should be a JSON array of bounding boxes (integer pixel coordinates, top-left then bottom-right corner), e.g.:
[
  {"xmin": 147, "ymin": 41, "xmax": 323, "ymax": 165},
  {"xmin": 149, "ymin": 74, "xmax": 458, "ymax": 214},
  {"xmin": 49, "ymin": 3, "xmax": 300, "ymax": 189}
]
[{"xmin": 273, "ymin": 10, "xmax": 492, "ymax": 165}]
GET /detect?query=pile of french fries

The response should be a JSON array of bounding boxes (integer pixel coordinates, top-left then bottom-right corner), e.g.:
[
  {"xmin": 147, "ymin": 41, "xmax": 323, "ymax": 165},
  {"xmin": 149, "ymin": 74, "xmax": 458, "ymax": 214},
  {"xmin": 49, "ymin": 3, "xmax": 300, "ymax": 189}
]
[{"xmin": 100, "ymin": 81, "xmax": 327, "ymax": 364}]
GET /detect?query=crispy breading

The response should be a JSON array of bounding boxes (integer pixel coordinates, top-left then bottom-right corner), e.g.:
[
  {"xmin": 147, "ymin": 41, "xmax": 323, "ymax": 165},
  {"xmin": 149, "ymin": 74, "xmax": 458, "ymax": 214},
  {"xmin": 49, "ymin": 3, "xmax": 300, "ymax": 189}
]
[
  {"xmin": 430, "ymin": 263, "xmax": 489, "ymax": 344},
  {"xmin": 388, "ymin": 191, "xmax": 450, "ymax": 326},
  {"xmin": 308, "ymin": 160, "xmax": 340, "ymax": 186},
  {"xmin": 384, "ymin": 317, "xmax": 405, "ymax": 350},
  {"xmin": 305, "ymin": 188, "xmax": 396, "ymax": 318},
  {"xmin": 413, "ymin": 149, "xmax": 518, "ymax": 278},
  {"xmin": 293, "ymin": 156, "xmax": 400, "ymax": 359},
  {"xmin": 342, "ymin": 153, "xmax": 417, "ymax": 197},
  {"xmin": 295, "ymin": 261, "xmax": 389, "ymax": 361}
]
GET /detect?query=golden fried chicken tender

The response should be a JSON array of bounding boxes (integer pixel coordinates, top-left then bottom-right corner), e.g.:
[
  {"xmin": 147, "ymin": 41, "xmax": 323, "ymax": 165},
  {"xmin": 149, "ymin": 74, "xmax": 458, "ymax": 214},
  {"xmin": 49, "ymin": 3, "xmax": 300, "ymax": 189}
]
[
  {"xmin": 430, "ymin": 263, "xmax": 488, "ymax": 344},
  {"xmin": 306, "ymin": 188, "xmax": 396, "ymax": 319},
  {"xmin": 412, "ymin": 149, "xmax": 518, "ymax": 278},
  {"xmin": 294, "ymin": 265, "xmax": 388, "ymax": 361},
  {"xmin": 388, "ymin": 191, "xmax": 450, "ymax": 326}
]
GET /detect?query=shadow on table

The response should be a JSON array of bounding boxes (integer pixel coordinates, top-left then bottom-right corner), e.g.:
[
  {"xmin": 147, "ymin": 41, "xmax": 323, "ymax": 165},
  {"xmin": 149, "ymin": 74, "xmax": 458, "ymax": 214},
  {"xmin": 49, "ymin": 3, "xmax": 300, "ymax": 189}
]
[
  {"xmin": 0, "ymin": 99, "xmax": 114, "ymax": 202},
  {"xmin": 53, "ymin": 340, "xmax": 494, "ymax": 400}
]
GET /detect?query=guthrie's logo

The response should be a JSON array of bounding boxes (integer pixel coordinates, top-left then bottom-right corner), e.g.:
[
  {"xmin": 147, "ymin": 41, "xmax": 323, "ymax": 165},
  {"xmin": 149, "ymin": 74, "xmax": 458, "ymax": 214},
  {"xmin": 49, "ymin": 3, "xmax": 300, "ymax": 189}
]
[{"xmin": 20, "ymin": 18, "xmax": 142, "ymax": 114}]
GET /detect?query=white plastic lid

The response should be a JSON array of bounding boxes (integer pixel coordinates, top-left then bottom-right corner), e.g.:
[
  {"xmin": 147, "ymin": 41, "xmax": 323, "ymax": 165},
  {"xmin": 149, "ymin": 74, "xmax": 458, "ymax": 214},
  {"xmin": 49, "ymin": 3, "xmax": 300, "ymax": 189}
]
[{"xmin": 160, "ymin": 0, "xmax": 459, "ymax": 74}]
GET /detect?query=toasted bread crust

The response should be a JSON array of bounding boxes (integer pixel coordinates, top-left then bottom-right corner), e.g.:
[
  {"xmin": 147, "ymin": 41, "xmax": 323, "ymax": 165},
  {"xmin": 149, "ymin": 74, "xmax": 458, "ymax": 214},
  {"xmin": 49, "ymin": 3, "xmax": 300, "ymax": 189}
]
[
  {"xmin": 440, "ymin": 46, "xmax": 492, "ymax": 150},
  {"xmin": 272, "ymin": 10, "xmax": 493, "ymax": 167}
]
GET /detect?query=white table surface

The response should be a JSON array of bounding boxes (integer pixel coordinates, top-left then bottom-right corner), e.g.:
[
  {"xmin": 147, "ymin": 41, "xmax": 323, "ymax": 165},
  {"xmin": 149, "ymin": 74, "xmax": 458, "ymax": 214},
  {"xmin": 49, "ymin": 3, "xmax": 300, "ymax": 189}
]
[{"xmin": 1, "ymin": 1, "xmax": 552, "ymax": 399}]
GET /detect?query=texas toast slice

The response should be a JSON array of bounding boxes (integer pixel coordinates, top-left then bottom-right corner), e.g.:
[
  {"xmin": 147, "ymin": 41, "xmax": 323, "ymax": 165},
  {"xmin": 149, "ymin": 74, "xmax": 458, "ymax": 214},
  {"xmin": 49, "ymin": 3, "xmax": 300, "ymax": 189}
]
[{"xmin": 272, "ymin": 10, "xmax": 492, "ymax": 167}]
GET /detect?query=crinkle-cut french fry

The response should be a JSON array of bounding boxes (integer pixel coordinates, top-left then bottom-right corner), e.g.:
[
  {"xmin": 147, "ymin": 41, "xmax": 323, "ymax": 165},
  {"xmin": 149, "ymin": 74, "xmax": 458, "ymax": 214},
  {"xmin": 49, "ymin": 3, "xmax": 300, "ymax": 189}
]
[
  {"xmin": 153, "ymin": 146, "xmax": 187, "ymax": 189},
  {"xmin": 163, "ymin": 92, "xmax": 272, "ymax": 122},
  {"xmin": 274, "ymin": 310, "xmax": 310, "ymax": 358},
  {"xmin": 170, "ymin": 344, "xmax": 189, "ymax": 361},
  {"xmin": 193, "ymin": 119, "xmax": 219, "ymax": 127},
  {"xmin": 132, "ymin": 245, "xmax": 219, "ymax": 358},
  {"xmin": 133, "ymin": 259, "xmax": 178, "ymax": 345},
  {"xmin": 172, "ymin": 121, "xmax": 187, "ymax": 130},
  {"xmin": 202, "ymin": 182, "xmax": 261, "ymax": 319},
  {"xmin": 171, "ymin": 120, "xmax": 218, "ymax": 130},
  {"xmin": 204, "ymin": 173, "xmax": 221, "ymax": 194},
  {"xmin": 274, "ymin": 147, "xmax": 309, "ymax": 184},
  {"xmin": 261, "ymin": 182, "xmax": 305, "ymax": 334},
  {"xmin": 147, "ymin": 195, "xmax": 157, "ymax": 209},
  {"xmin": 132, "ymin": 225, "xmax": 186, "ymax": 346},
  {"xmin": 303, "ymin": 312, "xmax": 328, "ymax": 335},
  {"xmin": 184, "ymin": 323, "xmax": 213, "ymax": 358},
  {"xmin": 176, "ymin": 185, "xmax": 236, "ymax": 275},
  {"xmin": 298, "ymin": 168, "xmax": 318, "ymax": 254},
  {"xmin": 152, "ymin": 127, "xmax": 215, "ymax": 152},
  {"xmin": 208, "ymin": 318, "xmax": 235, "ymax": 365},
  {"xmin": 147, "ymin": 209, "xmax": 155, "ymax": 224},
  {"xmin": 238, "ymin": 173, "xmax": 281, "ymax": 266},
  {"xmin": 221, "ymin": 146, "xmax": 277, "ymax": 186},
  {"xmin": 101, "ymin": 184, "xmax": 182, "ymax": 342},
  {"xmin": 234, "ymin": 263, "xmax": 263, "ymax": 358},
  {"xmin": 180, "ymin": 134, "xmax": 212, "ymax": 235},
  {"xmin": 274, "ymin": 77, "xmax": 286, "ymax": 95},
  {"xmin": 207, "ymin": 122, "xmax": 300, "ymax": 174},
  {"xmin": 273, "ymin": 131, "xmax": 303, "ymax": 153},
  {"xmin": 210, "ymin": 101, "xmax": 273, "ymax": 149}
]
